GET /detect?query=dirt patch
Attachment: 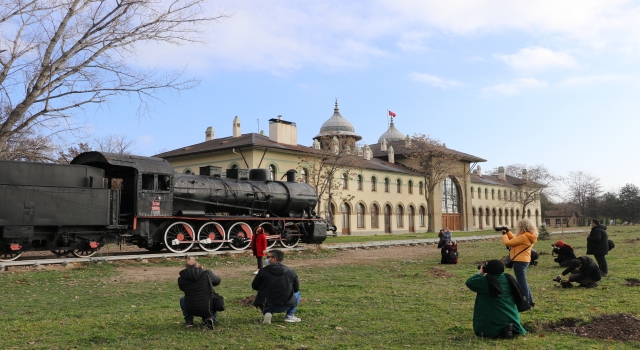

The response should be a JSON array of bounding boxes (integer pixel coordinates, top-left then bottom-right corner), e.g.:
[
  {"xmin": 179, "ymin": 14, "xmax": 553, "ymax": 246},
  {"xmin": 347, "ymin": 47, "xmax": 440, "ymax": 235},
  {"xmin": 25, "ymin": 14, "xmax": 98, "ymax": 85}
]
[
  {"xmin": 535, "ymin": 313, "xmax": 640, "ymax": 341},
  {"xmin": 238, "ymin": 295, "xmax": 256, "ymax": 307},
  {"xmin": 624, "ymin": 278, "xmax": 640, "ymax": 287},
  {"xmin": 427, "ymin": 267, "xmax": 456, "ymax": 278},
  {"xmin": 626, "ymin": 237, "xmax": 640, "ymax": 243}
]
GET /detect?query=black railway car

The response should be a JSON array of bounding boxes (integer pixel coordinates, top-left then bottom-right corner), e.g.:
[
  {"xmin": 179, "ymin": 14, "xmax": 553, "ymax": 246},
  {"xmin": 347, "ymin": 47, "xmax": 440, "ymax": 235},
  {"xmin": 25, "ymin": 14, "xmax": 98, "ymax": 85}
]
[{"xmin": 0, "ymin": 152, "xmax": 332, "ymax": 261}]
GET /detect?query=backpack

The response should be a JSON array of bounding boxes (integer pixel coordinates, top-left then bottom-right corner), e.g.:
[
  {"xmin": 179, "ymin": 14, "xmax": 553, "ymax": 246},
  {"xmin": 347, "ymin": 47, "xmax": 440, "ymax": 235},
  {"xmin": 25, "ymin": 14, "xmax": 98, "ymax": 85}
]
[
  {"xmin": 608, "ymin": 239, "xmax": 615, "ymax": 251},
  {"xmin": 504, "ymin": 273, "xmax": 531, "ymax": 312}
]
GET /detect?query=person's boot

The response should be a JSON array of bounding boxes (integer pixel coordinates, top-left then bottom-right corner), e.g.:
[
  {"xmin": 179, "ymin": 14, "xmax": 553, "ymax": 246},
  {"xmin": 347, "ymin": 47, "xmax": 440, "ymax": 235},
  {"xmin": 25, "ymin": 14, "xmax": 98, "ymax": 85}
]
[{"xmin": 501, "ymin": 324, "xmax": 514, "ymax": 339}]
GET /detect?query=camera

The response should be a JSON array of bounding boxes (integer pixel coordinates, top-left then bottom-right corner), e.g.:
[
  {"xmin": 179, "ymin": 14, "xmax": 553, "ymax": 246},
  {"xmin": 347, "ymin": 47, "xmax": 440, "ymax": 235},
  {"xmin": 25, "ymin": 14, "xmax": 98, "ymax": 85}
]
[
  {"xmin": 553, "ymin": 276, "xmax": 562, "ymax": 283},
  {"xmin": 494, "ymin": 226, "xmax": 508, "ymax": 232},
  {"xmin": 477, "ymin": 262, "xmax": 486, "ymax": 270}
]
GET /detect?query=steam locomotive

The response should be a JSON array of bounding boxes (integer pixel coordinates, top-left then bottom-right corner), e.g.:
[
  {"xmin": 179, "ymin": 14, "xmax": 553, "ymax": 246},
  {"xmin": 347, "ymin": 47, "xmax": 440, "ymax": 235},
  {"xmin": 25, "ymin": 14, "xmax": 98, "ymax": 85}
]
[{"xmin": 0, "ymin": 152, "xmax": 333, "ymax": 261}]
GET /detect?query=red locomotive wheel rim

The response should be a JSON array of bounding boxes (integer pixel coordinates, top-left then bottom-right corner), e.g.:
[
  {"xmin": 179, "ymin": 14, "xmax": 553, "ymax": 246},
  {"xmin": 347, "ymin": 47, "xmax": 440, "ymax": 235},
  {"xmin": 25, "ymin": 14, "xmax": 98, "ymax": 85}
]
[{"xmin": 176, "ymin": 233, "xmax": 185, "ymax": 241}]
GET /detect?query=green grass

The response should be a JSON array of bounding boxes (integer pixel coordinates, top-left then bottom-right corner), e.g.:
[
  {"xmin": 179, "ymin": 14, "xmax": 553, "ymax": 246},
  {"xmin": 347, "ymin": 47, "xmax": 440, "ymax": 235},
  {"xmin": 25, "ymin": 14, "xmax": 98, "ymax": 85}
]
[
  {"xmin": 1, "ymin": 227, "xmax": 639, "ymax": 349},
  {"xmin": 324, "ymin": 228, "xmax": 500, "ymax": 244}
]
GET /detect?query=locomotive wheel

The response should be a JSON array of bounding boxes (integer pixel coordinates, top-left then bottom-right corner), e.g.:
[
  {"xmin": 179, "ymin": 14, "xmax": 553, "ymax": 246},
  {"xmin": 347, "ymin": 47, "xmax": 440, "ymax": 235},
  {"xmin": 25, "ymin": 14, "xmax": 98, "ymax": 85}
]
[
  {"xmin": 51, "ymin": 250, "xmax": 72, "ymax": 257},
  {"xmin": 227, "ymin": 222, "xmax": 252, "ymax": 251},
  {"xmin": 197, "ymin": 222, "xmax": 225, "ymax": 252},
  {"xmin": 73, "ymin": 249, "xmax": 99, "ymax": 258},
  {"xmin": 0, "ymin": 251, "xmax": 22, "ymax": 262},
  {"xmin": 164, "ymin": 221, "xmax": 195, "ymax": 253},
  {"xmin": 255, "ymin": 223, "xmax": 278, "ymax": 249},
  {"xmin": 280, "ymin": 224, "xmax": 301, "ymax": 248}
]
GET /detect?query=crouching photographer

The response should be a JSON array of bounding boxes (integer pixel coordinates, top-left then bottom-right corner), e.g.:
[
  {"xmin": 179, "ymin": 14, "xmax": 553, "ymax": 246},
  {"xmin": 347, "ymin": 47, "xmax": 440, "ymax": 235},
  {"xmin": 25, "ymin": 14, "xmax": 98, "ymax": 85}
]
[
  {"xmin": 554, "ymin": 256, "xmax": 601, "ymax": 288},
  {"xmin": 551, "ymin": 240, "xmax": 576, "ymax": 267}
]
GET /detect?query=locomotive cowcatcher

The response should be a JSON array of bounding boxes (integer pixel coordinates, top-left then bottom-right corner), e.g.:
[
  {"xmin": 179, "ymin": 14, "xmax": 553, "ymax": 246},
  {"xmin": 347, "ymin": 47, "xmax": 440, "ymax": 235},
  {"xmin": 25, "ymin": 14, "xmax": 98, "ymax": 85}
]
[{"xmin": 0, "ymin": 152, "xmax": 333, "ymax": 261}]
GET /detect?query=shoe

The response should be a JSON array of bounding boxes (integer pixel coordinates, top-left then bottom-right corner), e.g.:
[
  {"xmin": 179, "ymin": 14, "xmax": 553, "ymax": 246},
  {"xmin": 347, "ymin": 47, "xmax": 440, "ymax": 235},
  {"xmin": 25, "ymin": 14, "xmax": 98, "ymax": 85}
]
[
  {"xmin": 262, "ymin": 312, "xmax": 272, "ymax": 324},
  {"xmin": 587, "ymin": 282, "xmax": 599, "ymax": 288},
  {"xmin": 601, "ymin": 272, "xmax": 608, "ymax": 277},
  {"xmin": 501, "ymin": 324, "xmax": 514, "ymax": 339},
  {"xmin": 204, "ymin": 318, "xmax": 214, "ymax": 330},
  {"xmin": 284, "ymin": 315, "xmax": 301, "ymax": 323},
  {"xmin": 253, "ymin": 270, "xmax": 259, "ymax": 275},
  {"xmin": 185, "ymin": 322, "xmax": 194, "ymax": 328},
  {"xmin": 529, "ymin": 302, "xmax": 535, "ymax": 308}
]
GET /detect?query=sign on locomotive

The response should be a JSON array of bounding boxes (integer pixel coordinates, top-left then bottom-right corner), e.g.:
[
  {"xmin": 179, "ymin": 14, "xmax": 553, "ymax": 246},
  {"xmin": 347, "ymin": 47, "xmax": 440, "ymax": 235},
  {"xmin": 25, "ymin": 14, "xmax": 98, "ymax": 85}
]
[{"xmin": 0, "ymin": 152, "xmax": 333, "ymax": 261}]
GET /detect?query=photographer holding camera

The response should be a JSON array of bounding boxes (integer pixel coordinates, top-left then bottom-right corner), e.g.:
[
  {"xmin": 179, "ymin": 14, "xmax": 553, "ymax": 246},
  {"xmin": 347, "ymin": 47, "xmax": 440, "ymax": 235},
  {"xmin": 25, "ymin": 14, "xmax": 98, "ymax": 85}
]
[
  {"xmin": 552, "ymin": 240, "xmax": 576, "ymax": 267},
  {"xmin": 500, "ymin": 219, "xmax": 538, "ymax": 308},
  {"xmin": 554, "ymin": 256, "xmax": 601, "ymax": 288},
  {"xmin": 465, "ymin": 260, "xmax": 527, "ymax": 339},
  {"xmin": 178, "ymin": 259, "xmax": 222, "ymax": 330}
]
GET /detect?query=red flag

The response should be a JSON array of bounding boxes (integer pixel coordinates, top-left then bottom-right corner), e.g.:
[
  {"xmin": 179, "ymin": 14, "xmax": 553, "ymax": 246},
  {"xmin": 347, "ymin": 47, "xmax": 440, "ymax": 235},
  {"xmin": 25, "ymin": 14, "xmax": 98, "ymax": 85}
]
[{"xmin": 388, "ymin": 110, "xmax": 396, "ymax": 117}]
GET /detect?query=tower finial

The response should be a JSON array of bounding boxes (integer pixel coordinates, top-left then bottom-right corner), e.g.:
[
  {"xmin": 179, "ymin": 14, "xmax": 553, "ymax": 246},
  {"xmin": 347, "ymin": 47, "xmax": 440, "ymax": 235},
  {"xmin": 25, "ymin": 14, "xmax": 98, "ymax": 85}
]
[{"xmin": 334, "ymin": 98, "xmax": 339, "ymax": 112}]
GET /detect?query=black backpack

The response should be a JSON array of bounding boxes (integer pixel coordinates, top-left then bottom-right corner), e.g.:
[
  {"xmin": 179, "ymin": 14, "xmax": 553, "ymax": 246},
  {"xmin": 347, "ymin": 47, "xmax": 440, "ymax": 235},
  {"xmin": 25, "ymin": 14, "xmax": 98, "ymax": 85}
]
[
  {"xmin": 608, "ymin": 239, "xmax": 615, "ymax": 251},
  {"xmin": 505, "ymin": 273, "xmax": 531, "ymax": 312}
]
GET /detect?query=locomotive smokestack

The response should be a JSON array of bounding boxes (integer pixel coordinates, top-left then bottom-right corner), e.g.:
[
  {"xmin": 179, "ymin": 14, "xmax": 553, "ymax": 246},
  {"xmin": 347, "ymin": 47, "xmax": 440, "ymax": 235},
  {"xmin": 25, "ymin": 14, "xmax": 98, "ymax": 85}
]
[{"xmin": 286, "ymin": 169, "xmax": 297, "ymax": 183}]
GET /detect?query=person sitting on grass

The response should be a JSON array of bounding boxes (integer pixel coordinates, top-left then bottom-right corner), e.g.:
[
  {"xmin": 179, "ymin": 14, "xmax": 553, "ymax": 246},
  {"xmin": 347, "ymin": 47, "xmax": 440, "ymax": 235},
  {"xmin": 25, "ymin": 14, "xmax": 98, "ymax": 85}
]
[
  {"xmin": 555, "ymin": 256, "xmax": 601, "ymax": 288},
  {"xmin": 178, "ymin": 259, "xmax": 222, "ymax": 330},
  {"xmin": 252, "ymin": 249, "xmax": 301, "ymax": 324},
  {"xmin": 465, "ymin": 260, "xmax": 527, "ymax": 339}
]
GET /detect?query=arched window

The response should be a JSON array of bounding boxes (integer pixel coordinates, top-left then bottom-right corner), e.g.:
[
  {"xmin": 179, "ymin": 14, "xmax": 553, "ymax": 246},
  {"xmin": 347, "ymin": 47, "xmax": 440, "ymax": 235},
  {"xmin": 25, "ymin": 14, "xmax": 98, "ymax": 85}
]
[
  {"xmin": 478, "ymin": 187, "xmax": 482, "ymax": 199},
  {"xmin": 499, "ymin": 208, "xmax": 503, "ymax": 225},
  {"xmin": 472, "ymin": 207, "xmax": 476, "ymax": 226},
  {"xmin": 371, "ymin": 204, "xmax": 379, "ymax": 228},
  {"xmin": 229, "ymin": 164, "xmax": 239, "ymax": 170},
  {"xmin": 342, "ymin": 203, "xmax": 350, "ymax": 233},
  {"xmin": 408, "ymin": 180, "xmax": 413, "ymax": 194},
  {"xmin": 371, "ymin": 176, "xmax": 377, "ymax": 192},
  {"xmin": 498, "ymin": 190, "xmax": 502, "ymax": 200},
  {"xmin": 471, "ymin": 187, "xmax": 474, "ymax": 198},
  {"xmin": 268, "ymin": 165, "xmax": 276, "ymax": 181},
  {"xmin": 357, "ymin": 175, "xmax": 363, "ymax": 190},
  {"xmin": 492, "ymin": 189, "xmax": 495, "ymax": 200},
  {"xmin": 485, "ymin": 208, "xmax": 490, "ymax": 225},
  {"xmin": 342, "ymin": 173, "xmax": 348, "ymax": 189},
  {"xmin": 396, "ymin": 179, "xmax": 402, "ymax": 193},
  {"xmin": 183, "ymin": 169, "xmax": 193, "ymax": 174},
  {"xmin": 441, "ymin": 177, "xmax": 460, "ymax": 213},
  {"xmin": 408, "ymin": 206, "xmax": 415, "ymax": 231},
  {"xmin": 419, "ymin": 181, "xmax": 424, "ymax": 195},
  {"xmin": 384, "ymin": 178, "xmax": 390, "ymax": 192},
  {"xmin": 419, "ymin": 206, "xmax": 425, "ymax": 227},
  {"xmin": 510, "ymin": 191, "xmax": 513, "ymax": 200},
  {"xmin": 396, "ymin": 205, "xmax": 404, "ymax": 227},
  {"xmin": 357, "ymin": 203, "xmax": 365, "ymax": 228},
  {"xmin": 527, "ymin": 209, "xmax": 531, "ymax": 219},
  {"xmin": 485, "ymin": 188, "xmax": 488, "ymax": 199},
  {"xmin": 300, "ymin": 168, "xmax": 308, "ymax": 183}
]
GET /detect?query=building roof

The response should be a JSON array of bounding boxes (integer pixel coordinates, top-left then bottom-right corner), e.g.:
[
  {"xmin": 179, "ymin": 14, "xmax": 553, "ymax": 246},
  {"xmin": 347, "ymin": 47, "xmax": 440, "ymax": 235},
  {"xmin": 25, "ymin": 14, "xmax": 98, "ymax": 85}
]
[
  {"xmin": 369, "ymin": 139, "xmax": 486, "ymax": 163},
  {"xmin": 377, "ymin": 118, "xmax": 405, "ymax": 142},
  {"xmin": 314, "ymin": 101, "xmax": 362, "ymax": 141}
]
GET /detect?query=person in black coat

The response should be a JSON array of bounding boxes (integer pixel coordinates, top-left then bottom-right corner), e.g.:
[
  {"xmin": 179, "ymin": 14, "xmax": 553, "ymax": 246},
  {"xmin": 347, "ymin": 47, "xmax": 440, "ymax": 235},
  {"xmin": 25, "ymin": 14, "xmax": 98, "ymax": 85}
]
[
  {"xmin": 252, "ymin": 249, "xmax": 301, "ymax": 324},
  {"xmin": 178, "ymin": 259, "xmax": 222, "ymax": 329},
  {"xmin": 552, "ymin": 240, "xmax": 576, "ymax": 267},
  {"xmin": 587, "ymin": 219, "xmax": 609, "ymax": 275},
  {"xmin": 555, "ymin": 256, "xmax": 601, "ymax": 288}
]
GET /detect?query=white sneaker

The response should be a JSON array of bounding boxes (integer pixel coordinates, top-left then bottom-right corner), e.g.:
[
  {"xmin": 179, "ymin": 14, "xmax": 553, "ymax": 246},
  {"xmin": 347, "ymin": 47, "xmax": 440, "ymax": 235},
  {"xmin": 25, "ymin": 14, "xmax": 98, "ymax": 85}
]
[
  {"xmin": 253, "ymin": 270, "xmax": 259, "ymax": 275},
  {"xmin": 284, "ymin": 315, "xmax": 301, "ymax": 323},
  {"xmin": 262, "ymin": 312, "xmax": 272, "ymax": 324}
]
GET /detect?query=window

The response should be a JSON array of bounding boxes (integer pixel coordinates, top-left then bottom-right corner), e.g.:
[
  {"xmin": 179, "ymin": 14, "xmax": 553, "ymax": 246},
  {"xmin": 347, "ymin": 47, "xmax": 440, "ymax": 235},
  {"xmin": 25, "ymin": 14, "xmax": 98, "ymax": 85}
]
[
  {"xmin": 268, "ymin": 165, "xmax": 276, "ymax": 181},
  {"xmin": 141, "ymin": 174, "xmax": 154, "ymax": 190},
  {"xmin": 408, "ymin": 180, "xmax": 413, "ymax": 194},
  {"xmin": 556, "ymin": 219, "xmax": 561, "ymax": 225},
  {"xmin": 498, "ymin": 190, "xmax": 502, "ymax": 200},
  {"xmin": 419, "ymin": 206, "xmax": 425, "ymax": 227},
  {"xmin": 492, "ymin": 189, "xmax": 495, "ymax": 200},
  {"xmin": 229, "ymin": 164, "xmax": 239, "ymax": 170},
  {"xmin": 396, "ymin": 179, "xmax": 402, "ymax": 193},
  {"xmin": 396, "ymin": 205, "xmax": 404, "ymax": 227},
  {"xmin": 357, "ymin": 175, "xmax": 363, "ymax": 190},
  {"xmin": 485, "ymin": 188, "xmax": 488, "ymax": 199},
  {"xmin": 485, "ymin": 208, "xmax": 490, "ymax": 225},
  {"xmin": 158, "ymin": 175, "xmax": 171, "ymax": 191},
  {"xmin": 471, "ymin": 187, "xmax": 474, "ymax": 198},
  {"xmin": 300, "ymin": 168, "xmax": 308, "ymax": 183},
  {"xmin": 342, "ymin": 173, "xmax": 348, "ymax": 189},
  {"xmin": 384, "ymin": 178, "xmax": 390, "ymax": 192},
  {"xmin": 478, "ymin": 187, "xmax": 482, "ymax": 199},
  {"xmin": 183, "ymin": 169, "xmax": 193, "ymax": 174},
  {"xmin": 441, "ymin": 177, "xmax": 460, "ymax": 213},
  {"xmin": 509, "ymin": 191, "xmax": 513, "ymax": 200},
  {"xmin": 472, "ymin": 208, "xmax": 476, "ymax": 226},
  {"xmin": 371, "ymin": 204, "xmax": 379, "ymax": 228},
  {"xmin": 419, "ymin": 181, "xmax": 424, "ymax": 195},
  {"xmin": 371, "ymin": 176, "xmax": 377, "ymax": 191},
  {"xmin": 357, "ymin": 203, "xmax": 365, "ymax": 228}
]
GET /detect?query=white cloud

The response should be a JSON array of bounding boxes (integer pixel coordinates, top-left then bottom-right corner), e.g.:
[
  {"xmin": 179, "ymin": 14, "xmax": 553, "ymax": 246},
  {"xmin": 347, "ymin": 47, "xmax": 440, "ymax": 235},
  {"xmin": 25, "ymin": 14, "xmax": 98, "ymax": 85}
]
[
  {"xmin": 483, "ymin": 78, "xmax": 547, "ymax": 95},
  {"xmin": 396, "ymin": 31, "xmax": 431, "ymax": 52},
  {"xmin": 496, "ymin": 47, "xmax": 578, "ymax": 71},
  {"xmin": 408, "ymin": 72, "xmax": 464, "ymax": 89},
  {"xmin": 558, "ymin": 74, "xmax": 629, "ymax": 87}
]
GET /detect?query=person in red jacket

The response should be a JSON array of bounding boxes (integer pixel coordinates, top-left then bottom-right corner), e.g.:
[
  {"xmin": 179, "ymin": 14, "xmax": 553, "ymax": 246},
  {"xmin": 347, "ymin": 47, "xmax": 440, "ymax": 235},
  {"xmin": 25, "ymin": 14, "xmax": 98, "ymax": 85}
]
[{"xmin": 251, "ymin": 227, "xmax": 268, "ymax": 274}]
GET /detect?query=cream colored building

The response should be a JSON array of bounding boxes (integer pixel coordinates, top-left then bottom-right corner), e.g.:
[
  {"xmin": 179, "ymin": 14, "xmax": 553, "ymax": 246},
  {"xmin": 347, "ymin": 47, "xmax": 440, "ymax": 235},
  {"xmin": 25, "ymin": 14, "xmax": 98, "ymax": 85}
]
[{"xmin": 156, "ymin": 102, "xmax": 541, "ymax": 234}]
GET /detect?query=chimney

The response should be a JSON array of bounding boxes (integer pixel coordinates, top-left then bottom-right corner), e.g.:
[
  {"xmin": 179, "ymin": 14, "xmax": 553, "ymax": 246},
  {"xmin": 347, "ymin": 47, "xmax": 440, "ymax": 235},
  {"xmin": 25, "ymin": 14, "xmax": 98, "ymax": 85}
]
[
  {"xmin": 477, "ymin": 165, "xmax": 482, "ymax": 177},
  {"xmin": 388, "ymin": 146, "xmax": 395, "ymax": 164},
  {"xmin": 405, "ymin": 135, "xmax": 411, "ymax": 147},
  {"xmin": 268, "ymin": 115, "xmax": 298, "ymax": 145},
  {"xmin": 205, "ymin": 126, "xmax": 214, "ymax": 141},
  {"xmin": 521, "ymin": 169, "xmax": 528, "ymax": 182},
  {"xmin": 364, "ymin": 145, "xmax": 372, "ymax": 160},
  {"xmin": 313, "ymin": 139, "xmax": 320, "ymax": 150},
  {"xmin": 380, "ymin": 138, "xmax": 387, "ymax": 152},
  {"xmin": 232, "ymin": 116, "xmax": 241, "ymax": 137},
  {"xmin": 498, "ymin": 166, "xmax": 506, "ymax": 180},
  {"xmin": 260, "ymin": 130, "xmax": 265, "ymax": 136}
]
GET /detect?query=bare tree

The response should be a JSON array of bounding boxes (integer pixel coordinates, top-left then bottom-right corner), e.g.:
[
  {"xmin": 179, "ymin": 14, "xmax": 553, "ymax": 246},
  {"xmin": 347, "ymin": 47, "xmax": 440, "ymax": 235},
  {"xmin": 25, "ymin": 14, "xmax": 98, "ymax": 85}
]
[
  {"xmin": 0, "ymin": 0, "xmax": 230, "ymax": 158},
  {"xmin": 94, "ymin": 134, "xmax": 136, "ymax": 154},
  {"xmin": 57, "ymin": 141, "xmax": 91, "ymax": 163},
  {"xmin": 564, "ymin": 171, "xmax": 602, "ymax": 220},
  {"xmin": 492, "ymin": 164, "xmax": 560, "ymax": 219},
  {"xmin": 406, "ymin": 134, "xmax": 465, "ymax": 232}
]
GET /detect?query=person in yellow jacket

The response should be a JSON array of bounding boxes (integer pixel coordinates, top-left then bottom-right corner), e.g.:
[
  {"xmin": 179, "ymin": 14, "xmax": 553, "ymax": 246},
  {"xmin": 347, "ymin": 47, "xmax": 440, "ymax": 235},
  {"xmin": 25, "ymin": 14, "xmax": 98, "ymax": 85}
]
[{"xmin": 501, "ymin": 218, "xmax": 538, "ymax": 307}]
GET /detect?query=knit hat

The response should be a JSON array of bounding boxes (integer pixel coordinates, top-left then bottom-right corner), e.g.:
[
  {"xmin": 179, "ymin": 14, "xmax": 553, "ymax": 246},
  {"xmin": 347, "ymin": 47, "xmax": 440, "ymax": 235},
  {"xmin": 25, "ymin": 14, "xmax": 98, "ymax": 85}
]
[
  {"xmin": 484, "ymin": 259, "xmax": 505, "ymax": 275},
  {"xmin": 555, "ymin": 240, "xmax": 565, "ymax": 247}
]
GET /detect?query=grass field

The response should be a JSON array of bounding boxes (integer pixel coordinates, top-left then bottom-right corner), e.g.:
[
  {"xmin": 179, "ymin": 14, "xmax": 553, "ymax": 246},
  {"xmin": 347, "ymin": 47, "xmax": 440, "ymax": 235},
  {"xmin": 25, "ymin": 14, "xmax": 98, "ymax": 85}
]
[{"xmin": 0, "ymin": 226, "xmax": 638, "ymax": 349}]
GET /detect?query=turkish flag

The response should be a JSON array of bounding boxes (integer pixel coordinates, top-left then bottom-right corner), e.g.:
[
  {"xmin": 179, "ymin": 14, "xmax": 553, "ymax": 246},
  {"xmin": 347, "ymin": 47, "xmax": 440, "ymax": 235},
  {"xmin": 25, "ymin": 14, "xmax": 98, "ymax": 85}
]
[{"xmin": 388, "ymin": 110, "xmax": 396, "ymax": 117}]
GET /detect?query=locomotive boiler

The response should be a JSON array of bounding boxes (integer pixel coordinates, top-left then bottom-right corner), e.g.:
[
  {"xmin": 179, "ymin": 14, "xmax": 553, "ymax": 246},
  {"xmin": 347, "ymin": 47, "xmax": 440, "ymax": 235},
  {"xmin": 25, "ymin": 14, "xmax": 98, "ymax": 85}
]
[{"xmin": 0, "ymin": 152, "xmax": 332, "ymax": 261}]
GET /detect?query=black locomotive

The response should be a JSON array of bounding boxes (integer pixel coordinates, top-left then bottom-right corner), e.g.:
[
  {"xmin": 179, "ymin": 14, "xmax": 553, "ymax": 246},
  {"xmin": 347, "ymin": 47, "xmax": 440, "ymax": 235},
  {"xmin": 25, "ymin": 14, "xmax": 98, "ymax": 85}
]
[{"xmin": 0, "ymin": 152, "xmax": 332, "ymax": 261}]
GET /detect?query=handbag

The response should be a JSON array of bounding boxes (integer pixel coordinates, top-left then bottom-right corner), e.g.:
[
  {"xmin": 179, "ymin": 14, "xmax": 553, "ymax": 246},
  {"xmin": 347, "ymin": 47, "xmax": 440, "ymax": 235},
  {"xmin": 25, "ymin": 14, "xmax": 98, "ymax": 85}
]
[
  {"xmin": 212, "ymin": 292, "xmax": 225, "ymax": 312},
  {"xmin": 504, "ymin": 244, "xmax": 532, "ymax": 269},
  {"xmin": 608, "ymin": 239, "xmax": 615, "ymax": 251}
]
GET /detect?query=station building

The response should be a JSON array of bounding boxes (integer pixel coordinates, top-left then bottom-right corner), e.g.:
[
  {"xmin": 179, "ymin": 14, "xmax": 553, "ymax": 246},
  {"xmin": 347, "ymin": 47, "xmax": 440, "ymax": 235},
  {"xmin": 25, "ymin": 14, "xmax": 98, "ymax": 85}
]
[{"xmin": 155, "ymin": 102, "xmax": 541, "ymax": 234}]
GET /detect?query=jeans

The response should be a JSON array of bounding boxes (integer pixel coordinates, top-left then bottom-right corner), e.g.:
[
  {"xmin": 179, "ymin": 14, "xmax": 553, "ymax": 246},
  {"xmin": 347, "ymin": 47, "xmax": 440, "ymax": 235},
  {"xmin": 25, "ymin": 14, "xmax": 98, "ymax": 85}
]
[
  {"xmin": 594, "ymin": 255, "xmax": 608, "ymax": 274},
  {"xmin": 257, "ymin": 256, "xmax": 263, "ymax": 269},
  {"xmin": 263, "ymin": 291, "xmax": 300, "ymax": 317},
  {"xmin": 180, "ymin": 296, "xmax": 217, "ymax": 324},
  {"xmin": 512, "ymin": 262, "xmax": 533, "ymax": 305}
]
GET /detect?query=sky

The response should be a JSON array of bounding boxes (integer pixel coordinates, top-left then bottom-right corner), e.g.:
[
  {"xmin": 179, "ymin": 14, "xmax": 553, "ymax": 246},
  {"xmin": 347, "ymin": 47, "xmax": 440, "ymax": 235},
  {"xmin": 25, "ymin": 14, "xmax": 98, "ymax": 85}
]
[{"xmin": 87, "ymin": 0, "xmax": 640, "ymax": 196}]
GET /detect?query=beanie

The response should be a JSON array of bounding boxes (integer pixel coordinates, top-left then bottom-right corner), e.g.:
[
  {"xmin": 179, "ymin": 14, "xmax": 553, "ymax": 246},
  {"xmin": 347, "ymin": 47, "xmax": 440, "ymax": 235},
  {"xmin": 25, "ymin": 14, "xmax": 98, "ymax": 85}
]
[
  {"xmin": 484, "ymin": 259, "xmax": 505, "ymax": 275},
  {"xmin": 555, "ymin": 240, "xmax": 565, "ymax": 247}
]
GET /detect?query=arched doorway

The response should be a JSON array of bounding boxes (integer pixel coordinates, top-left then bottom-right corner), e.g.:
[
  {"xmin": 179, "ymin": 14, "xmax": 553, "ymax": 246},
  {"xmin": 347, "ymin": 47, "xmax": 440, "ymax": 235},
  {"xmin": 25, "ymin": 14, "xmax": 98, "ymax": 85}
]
[
  {"xmin": 408, "ymin": 206, "xmax": 415, "ymax": 233},
  {"xmin": 384, "ymin": 204, "xmax": 392, "ymax": 233},
  {"xmin": 441, "ymin": 176, "xmax": 462, "ymax": 230},
  {"xmin": 341, "ymin": 202, "xmax": 351, "ymax": 235}
]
